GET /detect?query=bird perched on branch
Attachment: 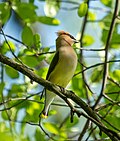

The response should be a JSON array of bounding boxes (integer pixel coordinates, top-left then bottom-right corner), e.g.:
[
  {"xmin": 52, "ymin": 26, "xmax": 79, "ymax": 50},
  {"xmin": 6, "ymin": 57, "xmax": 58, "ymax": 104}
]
[{"xmin": 41, "ymin": 30, "xmax": 78, "ymax": 118}]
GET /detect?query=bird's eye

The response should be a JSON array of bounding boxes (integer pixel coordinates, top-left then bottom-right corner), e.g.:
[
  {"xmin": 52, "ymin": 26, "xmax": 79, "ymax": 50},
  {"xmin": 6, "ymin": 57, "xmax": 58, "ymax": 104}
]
[{"xmin": 69, "ymin": 34, "xmax": 76, "ymax": 40}]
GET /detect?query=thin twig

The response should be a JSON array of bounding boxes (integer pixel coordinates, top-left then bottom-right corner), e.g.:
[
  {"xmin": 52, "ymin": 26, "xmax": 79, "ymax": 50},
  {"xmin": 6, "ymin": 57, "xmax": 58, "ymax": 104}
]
[
  {"xmin": 10, "ymin": 119, "xmax": 56, "ymax": 141},
  {"xmin": 0, "ymin": 32, "xmax": 29, "ymax": 48},
  {"xmin": 79, "ymin": 0, "xmax": 91, "ymax": 106},
  {"xmin": 108, "ymin": 76, "xmax": 120, "ymax": 87},
  {"xmin": 1, "ymin": 29, "xmax": 33, "ymax": 71},
  {"xmin": 0, "ymin": 63, "xmax": 14, "ymax": 137},
  {"xmin": 0, "ymin": 91, "xmax": 42, "ymax": 111},
  {"xmin": 85, "ymin": 126, "xmax": 97, "ymax": 141},
  {"xmin": 95, "ymin": 101, "xmax": 120, "ymax": 112},
  {"xmin": 93, "ymin": 0, "xmax": 120, "ymax": 108},
  {"xmin": 97, "ymin": 113, "xmax": 120, "ymax": 132},
  {"xmin": 78, "ymin": 119, "xmax": 90, "ymax": 141},
  {"xmin": 102, "ymin": 94, "xmax": 119, "ymax": 118},
  {"xmin": 74, "ymin": 59, "xmax": 120, "ymax": 77}
]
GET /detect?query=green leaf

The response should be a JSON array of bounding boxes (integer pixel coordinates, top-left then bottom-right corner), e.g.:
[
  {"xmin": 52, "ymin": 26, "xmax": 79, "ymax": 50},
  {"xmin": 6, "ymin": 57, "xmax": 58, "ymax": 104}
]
[
  {"xmin": 100, "ymin": 13, "xmax": 112, "ymax": 28},
  {"xmin": 26, "ymin": 102, "xmax": 40, "ymax": 116},
  {"xmin": 44, "ymin": 0, "xmax": 60, "ymax": 17},
  {"xmin": 101, "ymin": 21, "xmax": 120, "ymax": 48},
  {"xmin": 88, "ymin": 11, "xmax": 96, "ymax": 21},
  {"xmin": 110, "ymin": 24, "xmax": 120, "ymax": 48},
  {"xmin": 2, "ymin": 111, "xmax": 9, "ymax": 120},
  {"xmin": 72, "ymin": 75, "xmax": 86, "ymax": 98},
  {"xmin": 1, "ymin": 41, "xmax": 16, "ymax": 54},
  {"xmin": 66, "ymin": 116, "xmax": 79, "ymax": 128},
  {"xmin": 83, "ymin": 35, "xmax": 94, "ymax": 46},
  {"xmin": 38, "ymin": 16, "xmax": 60, "ymax": 25},
  {"xmin": 0, "ymin": 82, "xmax": 5, "ymax": 102},
  {"xmin": 9, "ymin": 84, "xmax": 26, "ymax": 97},
  {"xmin": 100, "ymin": 0, "xmax": 112, "ymax": 7},
  {"xmin": 99, "ymin": 105, "xmax": 120, "ymax": 131},
  {"xmin": 0, "ymin": 82, "xmax": 5, "ymax": 94},
  {"xmin": 77, "ymin": 2, "xmax": 88, "ymax": 17},
  {"xmin": 114, "ymin": 109, "xmax": 120, "ymax": 118},
  {"xmin": 105, "ymin": 83, "xmax": 120, "ymax": 95},
  {"xmin": 36, "ymin": 67, "xmax": 48, "ymax": 80},
  {"xmin": 29, "ymin": 0, "xmax": 34, "ymax": 3},
  {"xmin": 111, "ymin": 70, "xmax": 120, "ymax": 83},
  {"xmin": 35, "ymin": 128, "xmax": 44, "ymax": 141},
  {"xmin": 43, "ymin": 122, "xmax": 59, "ymax": 135},
  {"xmin": 21, "ymin": 56, "xmax": 38, "ymax": 67},
  {"xmin": 26, "ymin": 102, "xmax": 42, "ymax": 122},
  {"xmin": 5, "ymin": 65, "xmax": 19, "ymax": 79},
  {"xmin": 105, "ymin": 106, "xmax": 120, "ymax": 130},
  {"xmin": 0, "ymin": 2, "xmax": 11, "ymax": 25},
  {"xmin": 0, "ymin": 132, "xmax": 13, "ymax": 141},
  {"xmin": 22, "ymin": 26, "xmax": 34, "ymax": 47},
  {"xmin": 21, "ymin": 55, "xmax": 45, "ymax": 67},
  {"xmin": 33, "ymin": 33, "xmax": 41, "ymax": 51},
  {"xmin": 23, "ymin": 49, "xmax": 35, "ymax": 55},
  {"xmin": 42, "ymin": 47, "xmax": 50, "ymax": 53},
  {"xmin": 90, "ymin": 67, "xmax": 103, "ymax": 83},
  {"xmin": 13, "ymin": 2, "xmax": 38, "ymax": 23}
]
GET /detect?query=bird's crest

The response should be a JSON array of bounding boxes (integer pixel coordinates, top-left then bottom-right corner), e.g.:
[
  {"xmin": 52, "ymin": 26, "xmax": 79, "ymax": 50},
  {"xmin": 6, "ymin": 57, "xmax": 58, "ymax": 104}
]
[
  {"xmin": 56, "ymin": 30, "xmax": 76, "ymax": 41},
  {"xmin": 56, "ymin": 30, "xmax": 70, "ymax": 36}
]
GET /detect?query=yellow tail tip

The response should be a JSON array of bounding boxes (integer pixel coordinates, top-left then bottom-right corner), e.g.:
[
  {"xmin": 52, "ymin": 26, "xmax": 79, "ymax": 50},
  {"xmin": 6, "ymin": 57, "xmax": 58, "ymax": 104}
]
[{"xmin": 41, "ymin": 113, "xmax": 48, "ymax": 119}]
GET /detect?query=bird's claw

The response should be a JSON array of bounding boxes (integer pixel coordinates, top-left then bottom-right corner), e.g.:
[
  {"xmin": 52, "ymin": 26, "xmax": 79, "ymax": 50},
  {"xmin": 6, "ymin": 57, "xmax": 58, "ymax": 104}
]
[{"xmin": 58, "ymin": 85, "xmax": 65, "ymax": 93}]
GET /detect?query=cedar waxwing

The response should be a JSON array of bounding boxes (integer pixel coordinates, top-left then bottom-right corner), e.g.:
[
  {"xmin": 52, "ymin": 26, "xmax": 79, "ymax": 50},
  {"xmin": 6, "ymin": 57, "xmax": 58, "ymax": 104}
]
[{"xmin": 41, "ymin": 30, "xmax": 78, "ymax": 118}]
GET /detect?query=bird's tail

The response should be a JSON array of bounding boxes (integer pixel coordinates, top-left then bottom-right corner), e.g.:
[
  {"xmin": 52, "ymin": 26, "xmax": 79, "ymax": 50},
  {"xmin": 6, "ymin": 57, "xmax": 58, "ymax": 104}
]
[{"xmin": 41, "ymin": 90, "xmax": 56, "ymax": 118}]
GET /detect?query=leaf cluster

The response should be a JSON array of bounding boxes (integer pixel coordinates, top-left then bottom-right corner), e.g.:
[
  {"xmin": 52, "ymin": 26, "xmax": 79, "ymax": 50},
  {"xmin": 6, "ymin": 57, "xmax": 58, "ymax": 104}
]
[{"xmin": 0, "ymin": 0, "xmax": 120, "ymax": 141}]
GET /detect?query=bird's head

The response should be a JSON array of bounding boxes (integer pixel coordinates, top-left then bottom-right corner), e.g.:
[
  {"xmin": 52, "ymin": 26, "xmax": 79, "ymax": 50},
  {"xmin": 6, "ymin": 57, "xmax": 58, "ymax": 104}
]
[{"xmin": 56, "ymin": 30, "xmax": 79, "ymax": 49}]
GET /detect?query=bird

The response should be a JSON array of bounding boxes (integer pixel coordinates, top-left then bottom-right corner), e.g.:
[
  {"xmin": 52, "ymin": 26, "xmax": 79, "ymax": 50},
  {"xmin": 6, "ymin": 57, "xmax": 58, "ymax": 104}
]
[{"xmin": 41, "ymin": 30, "xmax": 78, "ymax": 118}]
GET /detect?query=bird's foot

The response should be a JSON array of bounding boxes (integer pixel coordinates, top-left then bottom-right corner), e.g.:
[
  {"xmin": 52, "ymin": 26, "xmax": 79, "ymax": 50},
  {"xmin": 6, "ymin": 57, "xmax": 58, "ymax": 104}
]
[{"xmin": 58, "ymin": 85, "xmax": 65, "ymax": 93}]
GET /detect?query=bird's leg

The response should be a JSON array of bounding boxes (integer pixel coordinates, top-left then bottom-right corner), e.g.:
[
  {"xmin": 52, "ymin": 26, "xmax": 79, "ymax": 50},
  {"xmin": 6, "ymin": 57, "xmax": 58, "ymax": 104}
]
[
  {"xmin": 58, "ymin": 85, "xmax": 66, "ymax": 93},
  {"xmin": 40, "ymin": 89, "xmax": 45, "ymax": 100}
]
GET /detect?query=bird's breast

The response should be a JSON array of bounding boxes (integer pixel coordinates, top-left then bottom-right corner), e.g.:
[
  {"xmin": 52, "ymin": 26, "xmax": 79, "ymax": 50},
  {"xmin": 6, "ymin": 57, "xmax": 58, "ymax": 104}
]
[{"xmin": 49, "ymin": 47, "xmax": 77, "ymax": 87}]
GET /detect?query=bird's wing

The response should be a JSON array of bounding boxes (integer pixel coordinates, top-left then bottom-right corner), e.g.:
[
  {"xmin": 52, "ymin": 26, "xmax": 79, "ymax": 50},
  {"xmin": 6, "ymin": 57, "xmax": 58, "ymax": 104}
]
[{"xmin": 46, "ymin": 51, "xmax": 59, "ymax": 80}]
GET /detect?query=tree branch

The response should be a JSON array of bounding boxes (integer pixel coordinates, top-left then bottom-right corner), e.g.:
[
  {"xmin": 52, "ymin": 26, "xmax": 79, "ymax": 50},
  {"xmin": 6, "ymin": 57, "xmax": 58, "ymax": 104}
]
[
  {"xmin": 0, "ymin": 53, "xmax": 120, "ymax": 140},
  {"xmin": 93, "ymin": 0, "xmax": 120, "ymax": 108}
]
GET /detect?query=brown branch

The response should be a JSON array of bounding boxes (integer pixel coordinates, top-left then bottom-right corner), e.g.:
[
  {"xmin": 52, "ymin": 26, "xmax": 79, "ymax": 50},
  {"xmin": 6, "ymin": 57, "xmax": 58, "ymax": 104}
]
[
  {"xmin": 106, "ymin": 91, "xmax": 120, "ymax": 95},
  {"xmin": 79, "ymin": 0, "xmax": 91, "ymax": 106},
  {"xmin": 85, "ymin": 126, "xmax": 97, "ymax": 141},
  {"xmin": 108, "ymin": 76, "xmax": 120, "ymax": 87},
  {"xmin": 0, "ymin": 53, "xmax": 97, "ymax": 119},
  {"xmin": 10, "ymin": 119, "xmax": 56, "ymax": 141},
  {"xmin": 0, "ymin": 32, "xmax": 29, "ymax": 48},
  {"xmin": 102, "ymin": 94, "xmax": 119, "ymax": 118},
  {"xmin": 59, "ymin": 114, "xmax": 70, "ymax": 129},
  {"xmin": 96, "ymin": 101, "xmax": 120, "ymax": 112},
  {"xmin": 78, "ymin": 119, "xmax": 90, "ymax": 141},
  {"xmin": 0, "ymin": 54, "xmax": 120, "ymax": 140},
  {"xmin": 0, "ymin": 91, "xmax": 42, "ymax": 111},
  {"xmin": 97, "ymin": 114, "xmax": 120, "ymax": 132},
  {"xmin": 74, "ymin": 60, "xmax": 120, "ymax": 77},
  {"xmin": 80, "ymin": 112, "xmax": 120, "ymax": 141}
]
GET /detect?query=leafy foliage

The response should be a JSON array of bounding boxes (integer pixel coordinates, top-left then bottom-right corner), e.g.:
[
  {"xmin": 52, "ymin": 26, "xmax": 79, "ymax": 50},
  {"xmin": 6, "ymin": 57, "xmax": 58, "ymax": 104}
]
[
  {"xmin": 0, "ymin": 2, "xmax": 11, "ymax": 25},
  {"xmin": 38, "ymin": 16, "xmax": 60, "ymax": 25},
  {"xmin": 44, "ymin": 0, "xmax": 61, "ymax": 17},
  {"xmin": 77, "ymin": 2, "xmax": 88, "ymax": 17},
  {"xmin": 0, "ymin": 0, "xmax": 120, "ymax": 141}
]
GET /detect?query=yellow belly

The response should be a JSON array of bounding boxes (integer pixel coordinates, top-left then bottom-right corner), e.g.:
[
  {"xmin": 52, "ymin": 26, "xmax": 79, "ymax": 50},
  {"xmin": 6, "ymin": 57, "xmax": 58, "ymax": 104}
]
[{"xmin": 48, "ymin": 47, "xmax": 77, "ymax": 87}]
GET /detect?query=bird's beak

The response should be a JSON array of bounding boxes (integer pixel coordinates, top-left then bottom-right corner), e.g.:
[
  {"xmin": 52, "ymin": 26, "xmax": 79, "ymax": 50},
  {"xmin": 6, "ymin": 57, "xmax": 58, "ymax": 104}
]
[{"xmin": 74, "ymin": 39, "xmax": 79, "ymax": 43}]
